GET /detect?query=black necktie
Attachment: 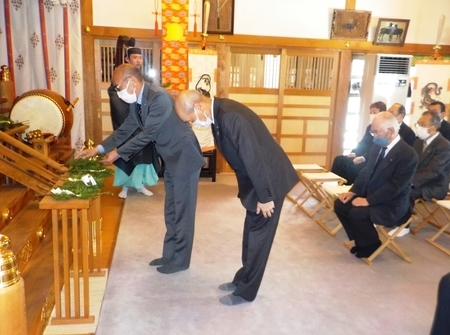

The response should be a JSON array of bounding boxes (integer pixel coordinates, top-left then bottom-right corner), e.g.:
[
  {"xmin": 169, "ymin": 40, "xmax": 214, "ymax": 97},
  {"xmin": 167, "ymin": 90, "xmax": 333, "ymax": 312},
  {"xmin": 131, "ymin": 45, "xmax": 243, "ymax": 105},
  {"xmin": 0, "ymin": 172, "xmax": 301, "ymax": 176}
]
[
  {"xmin": 373, "ymin": 146, "xmax": 387, "ymax": 172},
  {"xmin": 136, "ymin": 103, "xmax": 142, "ymax": 119}
]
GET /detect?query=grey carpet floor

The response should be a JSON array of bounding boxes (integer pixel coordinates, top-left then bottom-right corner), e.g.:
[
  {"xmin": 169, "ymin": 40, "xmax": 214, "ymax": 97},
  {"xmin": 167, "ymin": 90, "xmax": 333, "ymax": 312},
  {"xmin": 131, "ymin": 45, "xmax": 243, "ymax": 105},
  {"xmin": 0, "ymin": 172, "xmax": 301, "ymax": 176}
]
[{"xmin": 96, "ymin": 174, "xmax": 449, "ymax": 335}]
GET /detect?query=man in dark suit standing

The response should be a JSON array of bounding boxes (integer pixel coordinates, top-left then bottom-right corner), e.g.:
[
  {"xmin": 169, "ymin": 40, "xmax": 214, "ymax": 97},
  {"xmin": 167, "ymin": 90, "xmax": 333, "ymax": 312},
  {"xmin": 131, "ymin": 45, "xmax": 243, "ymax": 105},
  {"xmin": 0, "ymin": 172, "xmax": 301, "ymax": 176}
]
[
  {"xmin": 429, "ymin": 101, "xmax": 450, "ymax": 142},
  {"xmin": 77, "ymin": 64, "xmax": 205, "ymax": 274},
  {"xmin": 175, "ymin": 90, "xmax": 299, "ymax": 306},
  {"xmin": 334, "ymin": 112, "xmax": 418, "ymax": 258}
]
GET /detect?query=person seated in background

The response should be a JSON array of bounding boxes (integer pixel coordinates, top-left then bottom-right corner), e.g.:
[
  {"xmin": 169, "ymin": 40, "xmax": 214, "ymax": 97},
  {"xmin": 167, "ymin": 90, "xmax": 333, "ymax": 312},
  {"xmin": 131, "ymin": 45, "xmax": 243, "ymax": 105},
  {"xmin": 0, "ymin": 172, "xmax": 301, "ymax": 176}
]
[
  {"xmin": 331, "ymin": 101, "xmax": 386, "ymax": 185},
  {"xmin": 388, "ymin": 111, "xmax": 450, "ymax": 237},
  {"xmin": 429, "ymin": 101, "xmax": 450, "ymax": 142},
  {"xmin": 387, "ymin": 102, "xmax": 416, "ymax": 147},
  {"xmin": 334, "ymin": 112, "xmax": 417, "ymax": 259}
]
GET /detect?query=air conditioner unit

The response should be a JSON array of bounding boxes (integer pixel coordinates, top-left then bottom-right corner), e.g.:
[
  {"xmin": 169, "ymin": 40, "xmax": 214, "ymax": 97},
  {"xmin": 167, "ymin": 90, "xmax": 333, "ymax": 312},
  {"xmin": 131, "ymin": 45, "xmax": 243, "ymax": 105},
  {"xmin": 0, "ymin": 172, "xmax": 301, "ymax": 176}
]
[{"xmin": 371, "ymin": 54, "xmax": 412, "ymax": 108}]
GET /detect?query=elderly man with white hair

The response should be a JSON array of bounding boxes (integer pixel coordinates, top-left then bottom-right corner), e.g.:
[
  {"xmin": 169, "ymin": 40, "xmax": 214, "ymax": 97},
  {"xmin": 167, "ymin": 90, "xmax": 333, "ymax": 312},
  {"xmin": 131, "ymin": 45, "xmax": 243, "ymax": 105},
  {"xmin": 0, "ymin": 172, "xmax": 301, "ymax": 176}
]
[{"xmin": 334, "ymin": 112, "xmax": 418, "ymax": 259}]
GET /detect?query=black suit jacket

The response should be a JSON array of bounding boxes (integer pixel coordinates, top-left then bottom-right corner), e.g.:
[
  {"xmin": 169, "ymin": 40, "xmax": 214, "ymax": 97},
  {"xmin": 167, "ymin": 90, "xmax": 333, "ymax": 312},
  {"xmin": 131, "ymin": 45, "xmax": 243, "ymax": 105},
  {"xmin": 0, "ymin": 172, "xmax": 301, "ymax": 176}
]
[
  {"xmin": 412, "ymin": 134, "xmax": 450, "ymax": 200},
  {"xmin": 102, "ymin": 82, "xmax": 204, "ymax": 177},
  {"xmin": 350, "ymin": 137, "xmax": 418, "ymax": 225},
  {"xmin": 399, "ymin": 122, "xmax": 416, "ymax": 147},
  {"xmin": 439, "ymin": 119, "xmax": 450, "ymax": 142},
  {"xmin": 211, "ymin": 98, "xmax": 299, "ymax": 211}
]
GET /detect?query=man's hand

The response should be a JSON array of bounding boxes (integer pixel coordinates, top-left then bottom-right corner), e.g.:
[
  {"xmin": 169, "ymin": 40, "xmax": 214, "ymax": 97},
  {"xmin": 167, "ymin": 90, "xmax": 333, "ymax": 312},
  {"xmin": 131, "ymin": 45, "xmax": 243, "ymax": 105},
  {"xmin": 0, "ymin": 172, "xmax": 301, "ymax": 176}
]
[
  {"xmin": 256, "ymin": 201, "xmax": 275, "ymax": 218},
  {"xmin": 353, "ymin": 156, "xmax": 365, "ymax": 165},
  {"xmin": 347, "ymin": 152, "xmax": 356, "ymax": 158},
  {"xmin": 99, "ymin": 151, "xmax": 119, "ymax": 165},
  {"xmin": 352, "ymin": 197, "xmax": 369, "ymax": 207},
  {"xmin": 75, "ymin": 148, "xmax": 99, "ymax": 159},
  {"xmin": 338, "ymin": 192, "xmax": 354, "ymax": 204}
]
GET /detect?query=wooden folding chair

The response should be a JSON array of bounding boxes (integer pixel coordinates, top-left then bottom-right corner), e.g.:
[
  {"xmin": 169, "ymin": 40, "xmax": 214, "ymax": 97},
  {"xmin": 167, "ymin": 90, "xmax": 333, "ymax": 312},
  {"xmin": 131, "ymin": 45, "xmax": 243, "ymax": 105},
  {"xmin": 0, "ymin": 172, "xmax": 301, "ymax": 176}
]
[
  {"xmin": 314, "ymin": 184, "xmax": 352, "ymax": 236},
  {"xmin": 344, "ymin": 215, "xmax": 416, "ymax": 265},
  {"xmin": 412, "ymin": 197, "xmax": 450, "ymax": 235},
  {"xmin": 426, "ymin": 200, "xmax": 450, "ymax": 256},
  {"xmin": 297, "ymin": 172, "xmax": 346, "ymax": 218},
  {"xmin": 286, "ymin": 164, "xmax": 326, "ymax": 203}
]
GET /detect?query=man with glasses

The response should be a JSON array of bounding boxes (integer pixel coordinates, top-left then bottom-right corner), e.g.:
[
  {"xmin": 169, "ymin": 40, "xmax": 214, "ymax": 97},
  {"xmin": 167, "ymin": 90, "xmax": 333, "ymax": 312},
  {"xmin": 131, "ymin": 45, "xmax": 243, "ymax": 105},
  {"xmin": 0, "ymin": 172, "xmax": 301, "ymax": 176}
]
[
  {"xmin": 77, "ymin": 64, "xmax": 205, "ymax": 274},
  {"xmin": 334, "ymin": 112, "xmax": 417, "ymax": 259},
  {"xmin": 108, "ymin": 47, "xmax": 159, "ymax": 199},
  {"xmin": 389, "ymin": 111, "xmax": 450, "ymax": 237},
  {"xmin": 429, "ymin": 101, "xmax": 450, "ymax": 142}
]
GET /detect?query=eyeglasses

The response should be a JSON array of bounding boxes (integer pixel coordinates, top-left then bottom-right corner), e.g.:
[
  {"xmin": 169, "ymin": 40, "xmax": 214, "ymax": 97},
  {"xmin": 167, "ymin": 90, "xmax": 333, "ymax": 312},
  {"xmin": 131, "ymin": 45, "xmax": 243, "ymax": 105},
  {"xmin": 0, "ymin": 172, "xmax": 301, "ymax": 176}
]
[
  {"xmin": 113, "ymin": 77, "xmax": 130, "ymax": 92},
  {"xmin": 414, "ymin": 123, "xmax": 430, "ymax": 128}
]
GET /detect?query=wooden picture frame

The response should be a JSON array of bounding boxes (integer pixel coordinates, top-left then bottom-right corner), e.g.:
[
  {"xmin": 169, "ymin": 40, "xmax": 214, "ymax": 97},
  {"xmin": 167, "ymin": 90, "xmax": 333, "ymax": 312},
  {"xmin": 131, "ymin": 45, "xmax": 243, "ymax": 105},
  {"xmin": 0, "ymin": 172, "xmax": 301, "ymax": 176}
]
[
  {"xmin": 204, "ymin": 0, "xmax": 234, "ymax": 35},
  {"xmin": 330, "ymin": 9, "xmax": 371, "ymax": 41},
  {"xmin": 373, "ymin": 18, "xmax": 410, "ymax": 46}
]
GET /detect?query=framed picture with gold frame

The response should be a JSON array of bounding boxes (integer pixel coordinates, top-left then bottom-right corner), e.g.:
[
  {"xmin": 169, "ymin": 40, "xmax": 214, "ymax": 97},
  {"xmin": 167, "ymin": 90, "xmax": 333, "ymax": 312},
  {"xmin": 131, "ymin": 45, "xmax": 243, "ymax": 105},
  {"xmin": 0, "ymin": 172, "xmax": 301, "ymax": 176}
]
[
  {"xmin": 373, "ymin": 18, "xmax": 410, "ymax": 46},
  {"xmin": 203, "ymin": 0, "xmax": 234, "ymax": 35},
  {"xmin": 330, "ymin": 9, "xmax": 371, "ymax": 41}
]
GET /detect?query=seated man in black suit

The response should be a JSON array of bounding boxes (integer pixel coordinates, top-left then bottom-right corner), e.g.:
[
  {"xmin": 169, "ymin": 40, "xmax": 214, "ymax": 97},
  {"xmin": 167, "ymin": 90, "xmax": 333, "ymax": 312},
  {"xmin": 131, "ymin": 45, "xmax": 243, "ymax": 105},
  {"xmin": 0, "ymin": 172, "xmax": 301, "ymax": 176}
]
[
  {"xmin": 387, "ymin": 102, "xmax": 416, "ymax": 147},
  {"xmin": 331, "ymin": 101, "xmax": 386, "ymax": 185},
  {"xmin": 334, "ymin": 112, "xmax": 418, "ymax": 258},
  {"xmin": 429, "ymin": 101, "xmax": 450, "ymax": 142},
  {"xmin": 389, "ymin": 111, "xmax": 450, "ymax": 237}
]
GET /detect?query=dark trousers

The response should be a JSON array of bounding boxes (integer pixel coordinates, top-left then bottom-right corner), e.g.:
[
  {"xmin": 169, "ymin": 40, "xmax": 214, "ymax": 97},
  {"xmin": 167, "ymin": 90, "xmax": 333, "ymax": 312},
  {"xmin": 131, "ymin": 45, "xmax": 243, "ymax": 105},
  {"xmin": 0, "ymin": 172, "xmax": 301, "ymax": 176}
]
[
  {"xmin": 331, "ymin": 155, "xmax": 366, "ymax": 185},
  {"xmin": 334, "ymin": 197, "xmax": 380, "ymax": 247},
  {"xmin": 161, "ymin": 167, "xmax": 201, "ymax": 267},
  {"xmin": 232, "ymin": 197, "xmax": 285, "ymax": 301},
  {"xmin": 430, "ymin": 272, "xmax": 450, "ymax": 335}
]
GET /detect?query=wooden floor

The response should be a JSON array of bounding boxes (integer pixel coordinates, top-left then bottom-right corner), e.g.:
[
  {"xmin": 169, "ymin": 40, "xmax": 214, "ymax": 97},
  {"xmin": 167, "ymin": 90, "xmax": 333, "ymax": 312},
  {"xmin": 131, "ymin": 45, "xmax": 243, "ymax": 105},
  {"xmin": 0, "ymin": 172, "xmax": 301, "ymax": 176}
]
[{"xmin": 98, "ymin": 175, "xmax": 125, "ymax": 269}]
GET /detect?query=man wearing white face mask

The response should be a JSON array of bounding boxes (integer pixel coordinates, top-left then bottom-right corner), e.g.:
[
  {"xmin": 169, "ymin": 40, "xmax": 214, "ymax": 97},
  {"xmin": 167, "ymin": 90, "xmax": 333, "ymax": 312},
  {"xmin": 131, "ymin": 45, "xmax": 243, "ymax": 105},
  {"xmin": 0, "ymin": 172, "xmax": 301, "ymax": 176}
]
[
  {"xmin": 388, "ymin": 111, "xmax": 450, "ymax": 237},
  {"xmin": 175, "ymin": 90, "xmax": 299, "ymax": 306},
  {"xmin": 77, "ymin": 64, "xmax": 205, "ymax": 274},
  {"xmin": 331, "ymin": 101, "xmax": 386, "ymax": 185},
  {"xmin": 411, "ymin": 111, "xmax": 450, "ymax": 201},
  {"xmin": 107, "ymin": 47, "xmax": 160, "ymax": 199}
]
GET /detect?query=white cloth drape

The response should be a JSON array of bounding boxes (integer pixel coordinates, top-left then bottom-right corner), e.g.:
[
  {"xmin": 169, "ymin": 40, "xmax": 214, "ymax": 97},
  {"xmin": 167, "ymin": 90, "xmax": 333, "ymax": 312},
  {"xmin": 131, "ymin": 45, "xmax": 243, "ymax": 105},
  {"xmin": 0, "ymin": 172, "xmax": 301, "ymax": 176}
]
[{"xmin": 0, "ymin": 0, "xmax": 85, "ymax": 153}]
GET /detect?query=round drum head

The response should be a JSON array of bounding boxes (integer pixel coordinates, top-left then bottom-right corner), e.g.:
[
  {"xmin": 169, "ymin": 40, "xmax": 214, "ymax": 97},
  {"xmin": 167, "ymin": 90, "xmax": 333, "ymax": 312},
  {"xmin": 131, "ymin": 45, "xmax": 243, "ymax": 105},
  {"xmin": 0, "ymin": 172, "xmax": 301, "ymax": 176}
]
[{"xmin": 10, "ymin": 94, "xmax": 65, "ymax": 138}]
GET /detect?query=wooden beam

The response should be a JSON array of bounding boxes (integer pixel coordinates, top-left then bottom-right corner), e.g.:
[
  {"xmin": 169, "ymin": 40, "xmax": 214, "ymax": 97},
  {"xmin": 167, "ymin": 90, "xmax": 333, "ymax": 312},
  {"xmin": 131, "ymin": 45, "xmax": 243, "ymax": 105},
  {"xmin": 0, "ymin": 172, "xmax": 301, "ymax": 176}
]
[{"xmin": 345, "ymin": 0, "xmax": 356, "ymax": 10}]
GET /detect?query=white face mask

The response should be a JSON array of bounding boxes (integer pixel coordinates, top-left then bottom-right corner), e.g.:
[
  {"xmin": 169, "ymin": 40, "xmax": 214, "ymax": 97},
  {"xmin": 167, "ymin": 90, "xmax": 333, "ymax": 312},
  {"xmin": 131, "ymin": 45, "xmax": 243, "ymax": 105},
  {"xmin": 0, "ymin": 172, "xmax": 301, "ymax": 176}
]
[
  {"xmin": 369, "ymin": 114, "xmax": 376, "ymax": 123},
  {"xmin": 192, "ymin": 107, "xmax": 213, "ymax": 128},
  {"xmin": 117, "ymin": 79, "xmax": 137, "ymax": 104},
  {"xmin": 416, "ymin": 126, "xmax": 430, "ymax": 140}
]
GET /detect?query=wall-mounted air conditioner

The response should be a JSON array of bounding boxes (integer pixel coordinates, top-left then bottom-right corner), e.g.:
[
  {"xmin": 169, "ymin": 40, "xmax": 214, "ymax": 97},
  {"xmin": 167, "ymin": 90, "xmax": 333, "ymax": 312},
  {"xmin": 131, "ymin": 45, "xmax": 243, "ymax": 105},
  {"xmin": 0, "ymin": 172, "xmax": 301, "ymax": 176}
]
[{"xmin": 371, "ymin": 54, "xmax": 412, "ymax": 108}]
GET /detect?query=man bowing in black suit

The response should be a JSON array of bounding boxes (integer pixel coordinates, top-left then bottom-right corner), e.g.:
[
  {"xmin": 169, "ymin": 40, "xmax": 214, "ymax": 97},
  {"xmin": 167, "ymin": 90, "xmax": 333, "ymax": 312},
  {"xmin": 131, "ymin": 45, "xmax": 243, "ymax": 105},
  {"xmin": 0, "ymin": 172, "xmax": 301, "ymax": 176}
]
[
  {"xmin": 175, "ymin": 90, "xmax": 299, "ymax": 306},
  {"xmin": 334, "ymin": 112, "xmax": 418, "ymax": 259},
  {"xmin": 429, "ymin": 101, "xmax": 450, "ymax": 142}
]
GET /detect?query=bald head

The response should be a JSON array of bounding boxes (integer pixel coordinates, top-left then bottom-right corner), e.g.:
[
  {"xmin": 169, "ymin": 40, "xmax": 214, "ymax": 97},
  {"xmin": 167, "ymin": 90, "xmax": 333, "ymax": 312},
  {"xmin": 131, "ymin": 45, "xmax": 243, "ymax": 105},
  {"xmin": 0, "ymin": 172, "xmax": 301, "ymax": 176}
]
[{"xmin": 175, "ymin": 90, "xmax": 212, "ymax": 123}]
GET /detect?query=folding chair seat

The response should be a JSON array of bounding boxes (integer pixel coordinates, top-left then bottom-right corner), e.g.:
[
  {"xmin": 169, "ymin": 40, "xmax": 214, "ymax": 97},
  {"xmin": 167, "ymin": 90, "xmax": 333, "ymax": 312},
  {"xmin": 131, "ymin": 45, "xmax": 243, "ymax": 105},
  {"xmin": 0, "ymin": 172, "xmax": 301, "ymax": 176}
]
[
  {"xmin": 344, "ymin": 215, "xmax": 416, "ymax": 265},
  {"xmin": 426, "ymin": 200, "xmax": 450, "ymax": 256},
  {"xmin": 412, "ymin": 197, "xmax": 450, "ymax": 235},
  {"xmin": 286, "ymin": 164, "xmax": 326, "ymax": 203},
  {"xmin": 297, "ymin": 172, "xmax": 346, "ymax": 218},
  {"xmin": 314, "ymin": 184, "xmax": 352, "ymax": 236}
]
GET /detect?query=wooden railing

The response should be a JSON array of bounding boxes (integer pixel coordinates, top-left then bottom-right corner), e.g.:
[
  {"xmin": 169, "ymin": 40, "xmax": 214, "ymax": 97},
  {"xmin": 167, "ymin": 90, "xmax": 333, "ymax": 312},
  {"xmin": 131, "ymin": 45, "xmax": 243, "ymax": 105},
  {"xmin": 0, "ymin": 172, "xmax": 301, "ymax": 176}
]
[{"xmin": 0, "ymin": 129, "xmax": 68, "ymax": 194}]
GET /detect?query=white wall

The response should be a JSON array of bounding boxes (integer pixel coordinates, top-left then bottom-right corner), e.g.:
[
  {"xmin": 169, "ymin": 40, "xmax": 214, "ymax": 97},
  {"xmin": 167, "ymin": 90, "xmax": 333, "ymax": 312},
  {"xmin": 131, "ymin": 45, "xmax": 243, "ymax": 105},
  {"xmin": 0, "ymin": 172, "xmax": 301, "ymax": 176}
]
[{"xmin": 92, "ymin": 0, "xmax": 450, "ymax": 45}]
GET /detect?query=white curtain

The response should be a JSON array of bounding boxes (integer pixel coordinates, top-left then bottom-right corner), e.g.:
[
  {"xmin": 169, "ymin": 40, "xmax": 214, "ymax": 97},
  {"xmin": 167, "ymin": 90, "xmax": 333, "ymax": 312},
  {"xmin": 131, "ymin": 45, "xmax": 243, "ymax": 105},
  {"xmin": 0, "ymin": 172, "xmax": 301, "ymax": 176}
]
[{"xmin": 0, "ymin": 0, "xmax": 85, "ymax": 153}]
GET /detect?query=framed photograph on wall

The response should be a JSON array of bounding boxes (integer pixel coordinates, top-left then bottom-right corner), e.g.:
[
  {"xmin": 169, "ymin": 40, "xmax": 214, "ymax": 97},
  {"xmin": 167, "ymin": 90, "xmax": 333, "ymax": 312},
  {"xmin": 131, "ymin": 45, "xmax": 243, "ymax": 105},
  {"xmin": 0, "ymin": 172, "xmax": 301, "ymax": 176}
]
[
  {"xmin": 330, "ymin": 9, "xmax": 371, "ymax": 41},
  {"xmin": 373, "ymin": 18, "xmax": 410, "ymax": 46},
  {"xmin": 204, "ymin": 0, "xmax": 235, "ymax": 35}
]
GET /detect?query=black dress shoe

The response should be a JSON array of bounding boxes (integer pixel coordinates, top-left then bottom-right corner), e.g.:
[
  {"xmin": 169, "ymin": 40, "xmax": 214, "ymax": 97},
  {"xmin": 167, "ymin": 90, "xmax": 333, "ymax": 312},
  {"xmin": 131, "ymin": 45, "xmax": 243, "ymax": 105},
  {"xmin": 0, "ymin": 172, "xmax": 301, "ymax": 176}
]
[
  {"xmin": 356, "ymin": 241, "xmax": 382, "ymax": 258},
  {"xmin": 156, "ymin": 264, "xmax": 189, "ymax": 274},
  {"xmin": 149, "ymin": 257, "xmax": 171, "ymax": 266},
  {"xmin": 350, "ymin": 246, "xmax": 360, "ymax": 254}
]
